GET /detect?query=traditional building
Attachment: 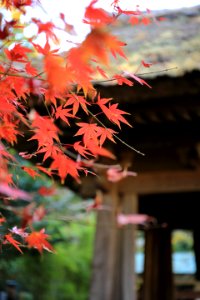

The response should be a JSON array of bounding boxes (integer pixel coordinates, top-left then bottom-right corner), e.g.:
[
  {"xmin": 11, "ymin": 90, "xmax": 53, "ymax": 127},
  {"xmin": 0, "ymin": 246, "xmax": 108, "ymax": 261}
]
[{"xmin": 88, "ymin": 6, "xmax": 200, "ymax": 300}]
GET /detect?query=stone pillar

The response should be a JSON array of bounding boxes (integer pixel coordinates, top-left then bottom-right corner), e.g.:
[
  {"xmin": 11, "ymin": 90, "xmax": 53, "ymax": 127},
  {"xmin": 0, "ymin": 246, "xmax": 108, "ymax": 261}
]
[
  {"xmin": 89, "ymin": 188, "xmax": 138, "ymax": 300},
  {"xmin": 143, "ymin": 227, "xmax": 174, "ymax": 300}
]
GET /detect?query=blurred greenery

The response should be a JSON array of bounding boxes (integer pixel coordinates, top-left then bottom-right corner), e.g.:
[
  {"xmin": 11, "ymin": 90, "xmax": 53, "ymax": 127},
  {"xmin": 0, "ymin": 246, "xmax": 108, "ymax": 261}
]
[
  {"xmin": 0, "ymin": 152, "xmax": 95, "ymax": 300},
  {"xmin": 0, "ymin": 221, "xmax": 95, "ymax": 300},
  {"xmin": 172, "ymin": 230, "xmax": 194, "ymax": 252}
]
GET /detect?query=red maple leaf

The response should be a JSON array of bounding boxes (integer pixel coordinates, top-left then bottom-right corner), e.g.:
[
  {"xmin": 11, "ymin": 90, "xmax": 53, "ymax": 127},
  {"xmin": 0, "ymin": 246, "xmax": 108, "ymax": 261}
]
[
  {"xmin": 0, "ymin": 117, "xmax": 20, "ymax": 145},
  {"xmin": 21, "ymin": 166, "xmax": 41, "ymax": 178},
  {"xmin": 104, "ymin": 33, "xmax": 127, "ymax": 60},
  {"xmin": 84, "ymin": 0, "xmax": 114, "ymax": 27},
  {"xmin": 36, "ymin": 166, "xmax": 52, "ymax": 177},
  {"xmin": 75, "ymin": 123, "xmax": 100, "ymax": 146},
  {"xmin": 97, "ymin": 95, "xmax": 132, "ymax": 128},
  {"xmin": 96, "ymin": 66, "xmax": 108, "ymax": 79},
  {"xmin": 87, "ymin": 141, "xmax": 116, "ymax": 159},
  {"xmin": 25, "ymin": 229, "xmax": 54, "ymax": 254},
  {"xmin": 32, "ymin": 41, "xmax": 59, "ymax": 56},
  {"xmin": 29, "ymin": 113, "xmax": 60, "ymax": 149},
  {"xmin": 44, "ymin": 54, "xmax": 73, "ymax": 92},
  {"xmin": 32, "ymin": 19, "xmax": 58, "ymax": 42},
  {"xmin": 67, "ymin": 47, "xmax": 94, "ymax": 95},
  {"xmin": 55, "ymin": 106, "xmax": 74, "ymax": 126},
  {"xmin": 36, "ymin": 144, "xmax": 61, "ymax": 162},
  {"xmin": 65, "ymin": 94, "xmax": 90, "ymax": 116},
  {"xmin": 4, "ymin": 234, "xmax": 23, "ymax": 253},
  {"xmin": 51, "ymin": 153, "xmax": 81, "ymax": 183},
  {"xmin": 141, "ymin": 60, "xmax": 153, "ymax": 68},
  {"xmin": 73, "ymin": 141, "xmax": 91, "ymax": 158},
  {"xmin": 82, "ymin": 29, "xmax": 127, "ymax": 65},
  {"xmin": 97, "ymin": 127, "xmax": 116, "ymax": 146},
  {"xmin": 112, "ymin": 74, "xmax": 133, "ymax": 86},
  {"xmin": 25, "ymin": 62, "xmax": 38, "ymax": 76},
  {"xmin": 5, "ymin": 44, "xmax": 31, "ymax": 62}
]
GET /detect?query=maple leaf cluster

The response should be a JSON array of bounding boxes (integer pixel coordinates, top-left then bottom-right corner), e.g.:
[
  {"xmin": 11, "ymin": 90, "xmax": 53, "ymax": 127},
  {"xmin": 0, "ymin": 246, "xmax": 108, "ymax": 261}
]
[{"xmin": 0, "ymin": 0, "xmax": 152, "ymax": 253}]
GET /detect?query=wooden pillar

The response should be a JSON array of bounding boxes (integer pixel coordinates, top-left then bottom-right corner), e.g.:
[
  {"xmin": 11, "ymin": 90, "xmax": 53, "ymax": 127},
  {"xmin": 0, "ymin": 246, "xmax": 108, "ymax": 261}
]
[
  {"xmin": 121, "ymin": 193, "xmax": 138, "ymax": 300},
  {"xmin": 193, "ymin": 228, "xmax": 200, "ymax": 281},
  {"xmin": 89, "ymin": 188, "xmax": 138, "ymax": 300},
  {"xmin": 112, "ymin": 193, "xmax": 138, "ymax": 300},
  {"xmin": 143, "ymin": 227, "xmax": 174, "ymax": 300}
]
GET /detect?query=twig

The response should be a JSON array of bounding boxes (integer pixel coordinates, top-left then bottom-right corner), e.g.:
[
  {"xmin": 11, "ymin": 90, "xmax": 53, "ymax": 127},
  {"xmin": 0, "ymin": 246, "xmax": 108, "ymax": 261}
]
[
  {"xmin": 87, "ymin": 108, "xmax": 145, "ymax": 156},
  {"xmin": 92, "ymin": 67, "xmax": 178, "ymax": 85}
]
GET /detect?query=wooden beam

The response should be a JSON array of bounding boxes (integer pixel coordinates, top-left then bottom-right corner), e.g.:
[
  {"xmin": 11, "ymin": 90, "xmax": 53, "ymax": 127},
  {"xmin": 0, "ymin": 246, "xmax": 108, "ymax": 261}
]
[{"xmin": 116, "ymin": 169, "xmax": 200, "ymax": 195}]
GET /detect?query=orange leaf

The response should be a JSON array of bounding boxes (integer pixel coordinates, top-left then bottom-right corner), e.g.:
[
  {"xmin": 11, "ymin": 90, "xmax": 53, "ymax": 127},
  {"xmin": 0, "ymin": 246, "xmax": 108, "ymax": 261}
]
[
  {"xmin": 51, "ymin": 153, "xmax": 81, "ymax": 183},
  {"xmin": 44, "ymin": 54, "xmax": 71, "ymax": 92},
  {"xmin": 32, "ymin": 41, "xmax": 58, "ymax": 56},
  {"xmin": 32, "ymin": 19, "xmax": 58, "ymax": 42},
  {"xmin": 4, "ymin": 234, "xmax": 23, "ymax": 253},
  {"xmin": 21, "ymin": 166, "xmax": 40, "ymax": 178},
  {"xmin": 30, "ymin": 113, "xmax": 60, "ymax": 149},
  {"xmin": 36, "ymin": 166, "xmax": 52, "ymax": 177},
  {"xmin": 26, "ymin": 229, "xmax": 54, "ymax": 254},
  {"xmin": 97, "ymin": 127, "xmax": 116, "ymax": 146},
  {"xmin": 141, "ymin": 60, "xmax": 153, "ymax": 68},
  {"xmin": 113, "ymin": 74, "xmax": 133, "ymax": 86},
  {"xmin": 5, "ymin": 44, "xmax": 31, "ymax": 62},
  {"xmin": 73, "ymin": 141, "xmax": 91, "ymax": 158},
  {"xmin": 97, "ymin": 95, "xmax": 131, "ymax": 128},
  {"xmin": 82, "ymin": 29, "xmax": 127, "ymax": 65},
  {"xmin": 65, "ymin": 94, "xmax": 89, "ymax": 116},
  {"xmin": 75, "ymin": 123, "xmax": 100, "ymax": 146},
  {"xmin": 87, "ymin": 141, "xmax": 116, "ymax": 159},
  {"xmin": 25, "ymin": 62, "xmax": 38, "ymax": 76},
  {"xmin": 84, "ymin": 0, "xmax": 114, "ymax": 27},
  {"xmin": 55, "ymin": 106, "xmax": 74, "ymax": 125}
]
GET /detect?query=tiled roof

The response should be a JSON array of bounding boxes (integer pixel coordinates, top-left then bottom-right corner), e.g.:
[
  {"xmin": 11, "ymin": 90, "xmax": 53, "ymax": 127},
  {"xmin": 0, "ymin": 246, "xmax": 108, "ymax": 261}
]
[{"xmin": 104, "ymin": 5, "xmax": 200, "ymax": 80}]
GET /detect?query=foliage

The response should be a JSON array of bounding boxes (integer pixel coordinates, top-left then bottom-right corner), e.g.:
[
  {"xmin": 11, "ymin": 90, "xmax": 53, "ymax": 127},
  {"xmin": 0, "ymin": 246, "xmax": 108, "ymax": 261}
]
[
  {"xmin": 172, "ymin": 230, "xmax": 194, "ymax": 252},
  {"xmin": 0, "ymin": 152, "xmax": 95, "ymax": 298},
  {"xmin": 0, "ymin": 0, "xmax": 153, "ymax": 252},
  {"xmin": 0, "ymin": 220, "xmax": 95, "ymax": 300}
]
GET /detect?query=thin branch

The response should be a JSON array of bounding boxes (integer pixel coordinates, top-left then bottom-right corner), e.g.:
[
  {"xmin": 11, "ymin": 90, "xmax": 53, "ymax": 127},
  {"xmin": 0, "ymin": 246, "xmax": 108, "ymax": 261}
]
[
  {"xmin": 92, "ymin": 67, "xmax": 178, "ymax": 85},
  {"xmin": 87, "ymin": 108, "xmax": 145, "ymax": 156},
  {"xmin": 0, "ymin": 71, "xmax": 44, "ymax": 80}
]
